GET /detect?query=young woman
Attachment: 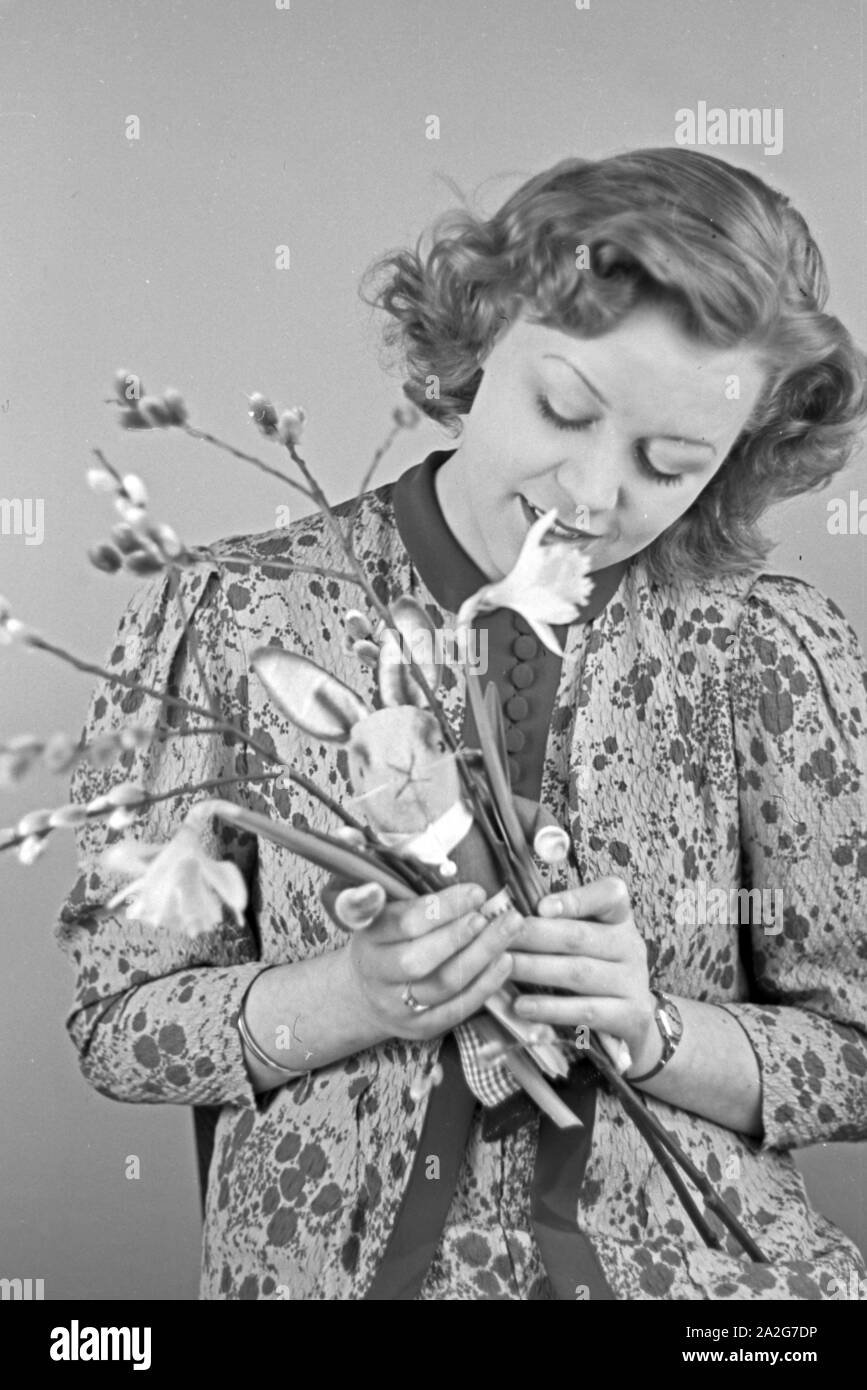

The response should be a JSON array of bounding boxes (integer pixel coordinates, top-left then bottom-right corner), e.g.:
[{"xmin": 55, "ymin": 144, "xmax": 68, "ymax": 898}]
[{"xmin": 57, "ymin": 147, "xmax": 867, "ymax": 1300}]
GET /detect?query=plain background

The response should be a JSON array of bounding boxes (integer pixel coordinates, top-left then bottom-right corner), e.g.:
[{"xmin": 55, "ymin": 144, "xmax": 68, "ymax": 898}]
[{"xmin": 0, "ymin": 0, "xmax": 864, "ymax": 1300}]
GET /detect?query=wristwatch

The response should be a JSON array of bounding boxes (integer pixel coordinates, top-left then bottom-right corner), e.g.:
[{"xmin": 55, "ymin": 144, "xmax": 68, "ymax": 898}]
[{"xmin": 627, "ymin": 989, "xmax": 683, "ymax": 1085}]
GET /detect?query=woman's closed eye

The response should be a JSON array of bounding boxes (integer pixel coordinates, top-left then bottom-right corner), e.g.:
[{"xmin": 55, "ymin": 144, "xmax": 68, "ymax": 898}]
[{"xmin": 534, "ymin": 392, "xmax": 684, "ymax": 488}]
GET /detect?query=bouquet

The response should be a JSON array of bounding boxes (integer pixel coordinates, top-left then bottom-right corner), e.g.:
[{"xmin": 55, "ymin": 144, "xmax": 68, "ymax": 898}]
[{"xmin": 0, "ymin": 371, "xmax": 766, "ymax": 1262}]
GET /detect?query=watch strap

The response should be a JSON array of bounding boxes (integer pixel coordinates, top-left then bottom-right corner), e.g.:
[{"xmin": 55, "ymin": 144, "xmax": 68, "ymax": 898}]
[{"xmin": 626, "ymin": 989, "xmax": 681, "ymax": 1086}]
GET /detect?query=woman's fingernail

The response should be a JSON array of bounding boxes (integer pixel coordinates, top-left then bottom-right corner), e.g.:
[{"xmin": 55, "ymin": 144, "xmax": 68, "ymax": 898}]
[
  {"xmin": 540, "ymin": 898, "xmax": 563, "ymax": 917},
  {"xmin": 469, "ymin": 913, "xmax": 487, "ymax": 932}
]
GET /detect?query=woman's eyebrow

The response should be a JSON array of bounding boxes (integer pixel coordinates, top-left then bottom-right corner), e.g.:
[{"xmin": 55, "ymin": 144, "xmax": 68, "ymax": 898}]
[
  {"xmin": 542, "ymin": 352, "xmax": 718, "ymax": 457},
  {"xmin": 543, "ymin": 353, "xmax": 611, "ymax": 407}
]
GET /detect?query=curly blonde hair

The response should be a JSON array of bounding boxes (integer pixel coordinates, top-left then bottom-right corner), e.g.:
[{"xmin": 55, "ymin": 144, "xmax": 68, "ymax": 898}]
[{"xmin": 361, "ymin": 148, "xmax": 867, "ymax": 584}]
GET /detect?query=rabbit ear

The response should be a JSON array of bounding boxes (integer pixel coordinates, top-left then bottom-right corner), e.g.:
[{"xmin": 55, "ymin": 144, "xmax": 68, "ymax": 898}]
[
  {"xmin": 251, "ymin": 647, "xmax": 369, "ymax": 742},
  {"xmin": 379, "ymin": 596, "xmax": 442, "ymax": 708}
]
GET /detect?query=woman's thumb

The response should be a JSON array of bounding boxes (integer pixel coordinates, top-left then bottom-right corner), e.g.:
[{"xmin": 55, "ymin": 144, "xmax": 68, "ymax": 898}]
[{"xmin": 320, "ymin": 875, "xmax": 386, "ymax": 930}]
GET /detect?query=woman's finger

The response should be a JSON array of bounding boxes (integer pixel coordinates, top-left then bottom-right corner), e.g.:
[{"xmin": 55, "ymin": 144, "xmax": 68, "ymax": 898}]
[
  {"xmin": 511, "ymin": 916, "xmax": 627, "ymax": 959},
  {"xmin": 537, "ymin": 876, "xmax": 633, "ymax": 924},
  {"xmin": 381, "ymin": 906, "xmax": 523, "ymax": 990},
  {"xmin": 415, "ymin": 909, "xmax": 526, "ymax": 1001},
  {"xmin": 412, "ymin": 953, "xmax": 515, "ymax": 1035},
  {"xmin": 371, "ymin": 882, "xmax": 487, "ymax": 944},
  {"xmin": 507, "ymin": 950, "xmax": 627, "ymax": 996},
  {"xmin": 379, "ymin": 906, "xmax": 490, "ymax": 983},
  {"xmin": 510, "ymin": 993, "xmax": 630, "ymax": 1030}
]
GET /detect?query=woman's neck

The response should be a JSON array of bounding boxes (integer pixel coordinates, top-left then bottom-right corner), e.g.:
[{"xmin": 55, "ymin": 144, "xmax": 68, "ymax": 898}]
[{"xmin": 432, "ymin": 447, "xmax": 504, "ymax": 582}]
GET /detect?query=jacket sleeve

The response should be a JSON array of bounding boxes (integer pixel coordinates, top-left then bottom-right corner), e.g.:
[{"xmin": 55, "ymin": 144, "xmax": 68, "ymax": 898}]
[
  {"xmin": 723, "ymin": 574, "xmax": 867, "ymax": 1151},
  {"xmin": 54, "ymin": 561, "xmax": 270, "ymax": 1112}
]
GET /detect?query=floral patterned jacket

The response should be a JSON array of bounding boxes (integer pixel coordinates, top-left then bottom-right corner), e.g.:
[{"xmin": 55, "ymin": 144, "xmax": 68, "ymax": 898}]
[{"xmin": 55, "ymin": 480, "xmax": 867, "ymax": 1300}]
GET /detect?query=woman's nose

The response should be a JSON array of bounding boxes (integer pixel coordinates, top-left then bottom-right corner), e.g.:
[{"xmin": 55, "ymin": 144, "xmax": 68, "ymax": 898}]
[{"xmin": 554, "ymin": 451, "xmax": 622, "ymax": 517}]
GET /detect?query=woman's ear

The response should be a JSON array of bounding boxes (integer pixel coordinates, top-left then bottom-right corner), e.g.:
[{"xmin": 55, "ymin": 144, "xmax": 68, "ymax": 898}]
[{"xmin": 251, "ymin": 648, "xmax": 369, "ymax": 742}]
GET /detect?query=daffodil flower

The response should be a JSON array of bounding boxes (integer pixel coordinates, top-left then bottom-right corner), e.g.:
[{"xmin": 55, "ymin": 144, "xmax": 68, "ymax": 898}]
[
  {"xmin": 456, "ymin": 509, "xmax": 594, "ymax": 657},
  {"xmin": 104, "ymin": 808, "xmax": 247, "ymax": 939}
]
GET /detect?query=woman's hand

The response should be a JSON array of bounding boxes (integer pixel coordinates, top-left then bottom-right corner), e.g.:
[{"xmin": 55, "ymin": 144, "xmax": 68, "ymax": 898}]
[
  {"xmin": 334, "ymin": 881, "xmax": 523, "ymax": 1042},
  {"xmin": 507, "ymin": 875, "xmax": 659, "ymax": 1073}
]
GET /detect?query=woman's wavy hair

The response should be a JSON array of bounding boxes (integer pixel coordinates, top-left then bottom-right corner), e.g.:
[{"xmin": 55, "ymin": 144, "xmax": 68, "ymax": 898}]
[{"xmin": 360, "ymin": 148, "xmax": 867, "ymax": 585}]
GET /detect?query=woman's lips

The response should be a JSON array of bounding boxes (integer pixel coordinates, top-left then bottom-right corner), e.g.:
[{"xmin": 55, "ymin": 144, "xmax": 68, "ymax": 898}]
[{"xmin": 519, "ymin": 495, "xmax": 603, "ymax": 542}]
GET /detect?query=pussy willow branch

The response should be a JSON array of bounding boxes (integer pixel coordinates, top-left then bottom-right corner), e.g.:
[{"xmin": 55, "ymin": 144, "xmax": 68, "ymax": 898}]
[
  {"xmin": 0, "ymin": 772, "xmax": 283, "ymax": 853},
  {"xmin": 208, "ymin": 551, "xmax": 359, "ymax": 586},
  {"xmin": 24, "ymin": 632, "xmax": 287, "ymax": 766},
  {"xmin": 19, "ymin": 632, "xmax": 367, "ymax": 833},
  {"xmin": 344, "ymin": 418, "xmax": 404, "ymax": 547},
  {"xmin": 180, "ymin": 424, "xmax": 316, "ymax": 502}
]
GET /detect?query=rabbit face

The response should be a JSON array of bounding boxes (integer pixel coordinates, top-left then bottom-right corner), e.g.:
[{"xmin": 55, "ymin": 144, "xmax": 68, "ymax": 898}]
[{"xmin": 346, "ymin": 706, "xmax": 462, "ymax": 834}]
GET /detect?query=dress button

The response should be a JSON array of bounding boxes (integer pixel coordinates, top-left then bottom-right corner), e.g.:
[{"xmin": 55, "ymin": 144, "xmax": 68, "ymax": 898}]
[
  {"xmin": 505, "ymin": 694, "xmax": 529, "ymax": 720},
  {"xmin": 505, "ymin": 727, "xmax": 525, "ymax": 753},
  {"xmin": 510, "ymin": 662, "xmax": 535, "ymax": 689},
  {"xmin": 512, "ymin": 614, "xmax": 533, "ymax": 636},
  {"xmin": 507, "ymin": 756, "xmax": 522, "ymax": 783},
  {"xmin": 512, "ymin": 634, "xmax": 538, "ymax": 660}
]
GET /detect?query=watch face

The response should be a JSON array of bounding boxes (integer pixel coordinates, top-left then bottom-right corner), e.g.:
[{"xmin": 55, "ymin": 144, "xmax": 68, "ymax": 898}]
[{"xmin": 658, "ymin": 994, "xmax": 683, "ymax": 1043}]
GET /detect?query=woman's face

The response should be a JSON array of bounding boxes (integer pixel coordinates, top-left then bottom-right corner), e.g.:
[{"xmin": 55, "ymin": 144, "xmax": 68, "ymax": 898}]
[{"xmin": 434, "ymin": 301, "xmax": 768, "ymax": 578}]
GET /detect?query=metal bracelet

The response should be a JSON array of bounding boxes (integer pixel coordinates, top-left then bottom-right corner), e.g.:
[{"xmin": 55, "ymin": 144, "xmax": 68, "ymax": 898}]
[{"xmin": 237, "ymin": 996, "xmax": 307, "ymax": 1078}]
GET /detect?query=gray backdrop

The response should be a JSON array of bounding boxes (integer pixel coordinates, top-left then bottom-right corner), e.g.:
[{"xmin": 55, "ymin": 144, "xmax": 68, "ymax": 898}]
[{"xmin": 0, "ymin": 0, "xmax": 864, "ymax": 1299}]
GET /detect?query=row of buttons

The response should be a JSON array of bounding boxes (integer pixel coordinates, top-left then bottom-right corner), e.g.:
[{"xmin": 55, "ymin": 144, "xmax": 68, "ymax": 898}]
[{"xmin": 503, "ymin": 615, "xmax": 539, "ymax": 785}]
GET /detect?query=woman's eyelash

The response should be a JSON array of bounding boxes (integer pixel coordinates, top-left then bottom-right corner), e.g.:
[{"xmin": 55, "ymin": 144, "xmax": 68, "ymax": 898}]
[
  {"xmin": 535, "ymin": 394, "xmax": 683, "ymax": 488},
  {"xmin": 535, "ymin": 393, "xmax": 592, "ymax": 434}
]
